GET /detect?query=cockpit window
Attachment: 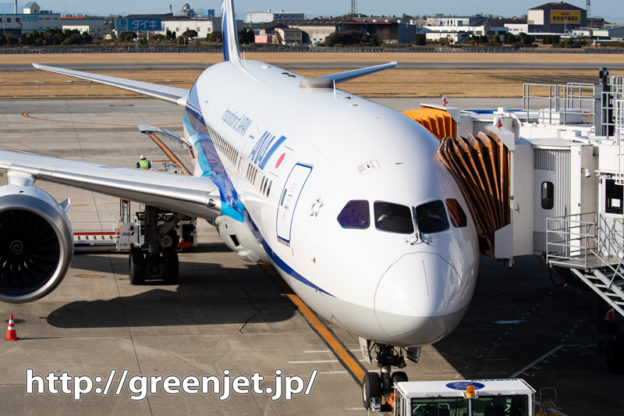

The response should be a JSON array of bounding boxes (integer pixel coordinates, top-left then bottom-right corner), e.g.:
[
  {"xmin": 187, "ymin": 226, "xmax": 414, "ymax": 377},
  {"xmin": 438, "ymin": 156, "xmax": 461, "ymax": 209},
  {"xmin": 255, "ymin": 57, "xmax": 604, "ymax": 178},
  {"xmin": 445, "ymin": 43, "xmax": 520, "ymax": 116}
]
[
  {"xmin": 337, "ymin": 200, "xmax": 370, "ymax": 229},
  {"xmin": 374, "ymin": 201, "xmax": 414, "ymax": 234},
  {"xmin": 415, "ymin": 200, "xmax": 450, "ymax": 234}
]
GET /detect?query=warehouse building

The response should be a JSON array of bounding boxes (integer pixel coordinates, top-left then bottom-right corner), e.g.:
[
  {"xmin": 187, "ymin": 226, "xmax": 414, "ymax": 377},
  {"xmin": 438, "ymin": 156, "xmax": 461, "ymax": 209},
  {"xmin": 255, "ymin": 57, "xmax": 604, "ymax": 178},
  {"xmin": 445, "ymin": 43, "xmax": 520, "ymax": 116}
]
[
  {"xmin": 527, "ymin": 1, "xmax": 586, "ymax": 33},
  {"xmin": 61, "ymin": 16, "xmax": 107, "ymax": 37}
]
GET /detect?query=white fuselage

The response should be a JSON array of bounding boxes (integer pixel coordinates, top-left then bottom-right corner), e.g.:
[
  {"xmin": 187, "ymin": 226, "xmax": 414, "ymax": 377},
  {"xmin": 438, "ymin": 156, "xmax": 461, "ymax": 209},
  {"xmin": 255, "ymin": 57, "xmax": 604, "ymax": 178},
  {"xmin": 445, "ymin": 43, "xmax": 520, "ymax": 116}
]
[{"xmin": 183, "ymin": 60, "xmax": 480, "ymax": 347}]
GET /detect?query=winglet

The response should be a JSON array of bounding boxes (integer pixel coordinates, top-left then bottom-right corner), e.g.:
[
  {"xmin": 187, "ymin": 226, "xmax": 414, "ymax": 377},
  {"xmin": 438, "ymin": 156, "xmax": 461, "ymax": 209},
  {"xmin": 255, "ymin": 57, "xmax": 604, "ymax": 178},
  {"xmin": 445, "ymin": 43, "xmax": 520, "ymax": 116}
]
[{"xmin": 222, "ymin": 0, "xmax": 241, "ymax": 62}]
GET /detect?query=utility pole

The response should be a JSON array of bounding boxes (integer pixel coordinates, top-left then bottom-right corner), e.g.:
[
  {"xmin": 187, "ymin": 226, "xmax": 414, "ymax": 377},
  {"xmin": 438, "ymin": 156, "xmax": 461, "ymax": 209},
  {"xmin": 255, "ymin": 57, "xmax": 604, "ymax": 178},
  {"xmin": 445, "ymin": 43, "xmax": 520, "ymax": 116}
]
[
  {"xmin": 351, "ymin": 0, "xmax": 357, "ymax": 16},
  {"xmin": 586, "ymin": 0, "xmax": 591, "ymax": 24}
]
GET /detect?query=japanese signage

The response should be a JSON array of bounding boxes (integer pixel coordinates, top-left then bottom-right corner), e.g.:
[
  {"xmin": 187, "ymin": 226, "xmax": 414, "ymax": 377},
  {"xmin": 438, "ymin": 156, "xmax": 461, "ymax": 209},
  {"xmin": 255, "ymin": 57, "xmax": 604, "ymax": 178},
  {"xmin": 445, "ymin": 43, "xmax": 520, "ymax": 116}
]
[
  {"xmin": 550, "ymin": 10, "xmax": 581, "ymax": 24},
  {"xmin": 115, "ymin": 18, "xmax": 162, "ymax": 32}
]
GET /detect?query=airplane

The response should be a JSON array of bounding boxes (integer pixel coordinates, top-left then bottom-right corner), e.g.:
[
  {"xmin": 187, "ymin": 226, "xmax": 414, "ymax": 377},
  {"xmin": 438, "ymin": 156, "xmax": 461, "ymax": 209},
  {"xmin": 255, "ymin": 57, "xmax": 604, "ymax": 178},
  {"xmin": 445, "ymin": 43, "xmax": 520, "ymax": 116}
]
[{"xmin": 0, "ymin": 0, "xmax": 479, "ymax": 408}]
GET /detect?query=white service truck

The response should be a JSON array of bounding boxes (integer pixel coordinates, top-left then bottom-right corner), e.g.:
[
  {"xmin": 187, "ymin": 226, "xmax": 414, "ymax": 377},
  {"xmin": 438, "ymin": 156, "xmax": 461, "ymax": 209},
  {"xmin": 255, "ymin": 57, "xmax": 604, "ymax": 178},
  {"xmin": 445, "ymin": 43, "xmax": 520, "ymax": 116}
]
[{"xmin": 388, "ymin": 379, "xmax": 537, "ymax": 416}]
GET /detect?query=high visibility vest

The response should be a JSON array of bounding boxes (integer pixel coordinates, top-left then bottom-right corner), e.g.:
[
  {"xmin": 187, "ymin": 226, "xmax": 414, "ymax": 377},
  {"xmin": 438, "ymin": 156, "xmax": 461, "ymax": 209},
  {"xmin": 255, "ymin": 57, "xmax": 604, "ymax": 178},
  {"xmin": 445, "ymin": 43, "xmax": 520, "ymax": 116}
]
[{"xmin": 138, "ymin": 159, "xmax": 151, "ymax": 169}]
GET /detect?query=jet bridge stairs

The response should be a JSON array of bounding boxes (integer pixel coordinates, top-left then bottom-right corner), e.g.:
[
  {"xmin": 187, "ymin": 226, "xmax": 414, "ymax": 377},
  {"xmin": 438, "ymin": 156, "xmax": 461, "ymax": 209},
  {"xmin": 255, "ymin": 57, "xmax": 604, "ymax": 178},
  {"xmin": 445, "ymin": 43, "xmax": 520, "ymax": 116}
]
[{"xmin": 546, "ymin": 213, "xmax": 624, "ymax": 317}]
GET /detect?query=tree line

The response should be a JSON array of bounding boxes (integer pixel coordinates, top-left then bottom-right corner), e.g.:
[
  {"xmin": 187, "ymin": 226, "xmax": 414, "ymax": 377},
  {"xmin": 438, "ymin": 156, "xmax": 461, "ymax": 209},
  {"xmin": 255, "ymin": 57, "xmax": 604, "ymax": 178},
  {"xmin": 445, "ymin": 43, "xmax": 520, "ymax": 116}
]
[{"xmin": 0, "ymin": 28, "xmax": 93, "ymax": 46}]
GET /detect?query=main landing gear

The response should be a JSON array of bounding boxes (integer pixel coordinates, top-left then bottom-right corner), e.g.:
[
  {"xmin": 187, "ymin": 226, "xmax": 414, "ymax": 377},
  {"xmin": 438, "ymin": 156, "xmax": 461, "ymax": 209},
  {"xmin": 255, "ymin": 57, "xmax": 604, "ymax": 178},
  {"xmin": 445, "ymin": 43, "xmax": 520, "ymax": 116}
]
[
  {"xmin": 362, "ymin": 343, "xmax": 420, "ymax": 411},
  {"xmin": 129, "ymin": 205, "xmax": 181, "ymax": 284}
]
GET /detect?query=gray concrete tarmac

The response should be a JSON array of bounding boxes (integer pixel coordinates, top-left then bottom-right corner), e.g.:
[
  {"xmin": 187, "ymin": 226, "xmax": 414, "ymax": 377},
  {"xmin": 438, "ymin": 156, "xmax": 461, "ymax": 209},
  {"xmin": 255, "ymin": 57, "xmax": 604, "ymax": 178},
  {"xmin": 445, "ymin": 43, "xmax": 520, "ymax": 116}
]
[{"xmin": 0, "ymin": 99, "xmax": 620, "ymax": 416}]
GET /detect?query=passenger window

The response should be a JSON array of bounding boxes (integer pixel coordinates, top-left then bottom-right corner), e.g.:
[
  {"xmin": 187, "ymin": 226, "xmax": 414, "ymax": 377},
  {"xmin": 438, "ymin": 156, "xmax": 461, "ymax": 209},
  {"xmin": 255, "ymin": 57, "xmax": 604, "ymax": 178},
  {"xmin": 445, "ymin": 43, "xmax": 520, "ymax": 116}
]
[
  {"xmin": 337, "ymin": 200, "xmax": 370, "ymax": 229},
  {"xmin": 446, "ymin": 199, "xmax": 467, "ymax": 228},
  {"xmin": 541, "ymin": 181, "xmax": 554, "ymax": 210},
  {"xmin": 374, "ymin": 201, "xmax": 414, "ymax": 234},
  {"xmin": 415, "ymin": 200, "xmax": 449, "ymax": 234}
]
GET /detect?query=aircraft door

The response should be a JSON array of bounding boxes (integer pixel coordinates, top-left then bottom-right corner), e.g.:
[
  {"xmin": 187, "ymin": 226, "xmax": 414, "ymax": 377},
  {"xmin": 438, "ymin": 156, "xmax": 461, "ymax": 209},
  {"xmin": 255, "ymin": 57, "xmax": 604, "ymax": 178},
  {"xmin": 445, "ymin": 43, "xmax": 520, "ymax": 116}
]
[{"xmin": 276, "ymin": 163, "xmax": 312, "ymax": 244}]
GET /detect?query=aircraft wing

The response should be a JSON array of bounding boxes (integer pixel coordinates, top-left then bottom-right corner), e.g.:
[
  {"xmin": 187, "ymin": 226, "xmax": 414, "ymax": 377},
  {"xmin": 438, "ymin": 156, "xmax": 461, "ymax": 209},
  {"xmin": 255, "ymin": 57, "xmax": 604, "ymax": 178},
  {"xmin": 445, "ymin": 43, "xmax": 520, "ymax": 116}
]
[
  {"xmin": 0, "ymin": 148, "xmax": 220, "ymax": 220},
  {"xmin": 32, "ymin": 63, "xmax": 189, "ymax": 106},
  {"xmin": 322, "ymin": 61, "xmax": 398, "ymax": 84}
]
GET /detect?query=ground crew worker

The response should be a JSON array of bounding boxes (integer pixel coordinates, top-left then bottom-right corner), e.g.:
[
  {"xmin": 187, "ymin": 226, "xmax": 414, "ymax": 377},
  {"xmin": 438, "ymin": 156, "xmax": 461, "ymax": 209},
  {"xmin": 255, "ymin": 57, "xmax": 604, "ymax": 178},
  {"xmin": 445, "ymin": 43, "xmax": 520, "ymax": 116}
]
[{"xmin": 136, "ymin": 155, "xmax": 151, "ymax": 170}]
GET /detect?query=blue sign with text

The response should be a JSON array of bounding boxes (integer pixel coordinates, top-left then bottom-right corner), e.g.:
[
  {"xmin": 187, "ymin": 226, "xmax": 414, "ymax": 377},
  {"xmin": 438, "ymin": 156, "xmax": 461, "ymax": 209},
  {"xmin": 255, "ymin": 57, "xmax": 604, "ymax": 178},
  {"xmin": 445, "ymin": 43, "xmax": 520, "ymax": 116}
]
[{"xmin": 115, "ymin": 18, "xmax": 162, "ymax": 32}]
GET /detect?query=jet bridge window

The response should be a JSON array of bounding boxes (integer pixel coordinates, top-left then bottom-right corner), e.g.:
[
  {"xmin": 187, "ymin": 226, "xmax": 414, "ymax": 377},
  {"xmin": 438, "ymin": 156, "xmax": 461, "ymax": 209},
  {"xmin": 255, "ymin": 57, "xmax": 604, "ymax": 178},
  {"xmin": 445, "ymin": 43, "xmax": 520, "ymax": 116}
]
[
  {"xmin": 337, "ymin": 200, "xmax": 370, "ymax": 229},
  {"xmin": 415, "ymin": 200, "xmax": 449, "ymax": 234},
  {"xmin": 541, "ymin": 181, "xmax": 554, "ymax": 210},
  {"xmin": 374, "ymin": 201, "xmax": 414, "ymax": 234},
  {"xmin": 606, "ymin": 179, "xmax": 623, "ymax": 214}
]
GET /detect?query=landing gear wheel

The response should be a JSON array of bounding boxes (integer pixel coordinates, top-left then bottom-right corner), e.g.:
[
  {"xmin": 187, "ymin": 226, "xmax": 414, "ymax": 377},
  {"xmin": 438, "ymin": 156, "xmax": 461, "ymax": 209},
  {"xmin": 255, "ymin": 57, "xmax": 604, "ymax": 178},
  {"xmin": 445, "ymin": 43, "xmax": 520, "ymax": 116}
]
[
  {"xmin": 163, "ymin": 249, "xmax": 179, "ymax": 284},
  {"xmin": 606, "ymin": 334, "xmax": 624, "ymax": 374},
  {"xmin": 362, "ymin": 372, "xmax": 381, "ymax": 410},
  {"xmin": 129, "ymin": 247, "xmax": 145, "ymax": 285},
  {"xmin": 391, "ymin": 371, "xmax": 408, "ymax": 385}
]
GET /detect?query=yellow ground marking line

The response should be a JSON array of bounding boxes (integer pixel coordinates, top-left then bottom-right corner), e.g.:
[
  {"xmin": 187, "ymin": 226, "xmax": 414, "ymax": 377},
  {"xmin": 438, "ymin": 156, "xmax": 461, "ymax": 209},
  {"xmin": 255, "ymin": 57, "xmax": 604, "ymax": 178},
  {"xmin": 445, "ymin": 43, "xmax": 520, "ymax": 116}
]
[{"xmin": 259, "ymin": 262, "xmax": 367, "ymax": 384}]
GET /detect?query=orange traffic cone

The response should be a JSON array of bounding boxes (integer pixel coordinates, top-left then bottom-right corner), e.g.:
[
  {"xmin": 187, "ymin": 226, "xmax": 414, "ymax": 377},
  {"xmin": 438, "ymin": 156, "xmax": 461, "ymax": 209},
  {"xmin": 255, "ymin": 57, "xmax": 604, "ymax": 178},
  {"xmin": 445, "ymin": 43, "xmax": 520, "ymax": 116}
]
[{"xmin": 4, "ymin": 314, "xmax": 18, "ymax": 341}]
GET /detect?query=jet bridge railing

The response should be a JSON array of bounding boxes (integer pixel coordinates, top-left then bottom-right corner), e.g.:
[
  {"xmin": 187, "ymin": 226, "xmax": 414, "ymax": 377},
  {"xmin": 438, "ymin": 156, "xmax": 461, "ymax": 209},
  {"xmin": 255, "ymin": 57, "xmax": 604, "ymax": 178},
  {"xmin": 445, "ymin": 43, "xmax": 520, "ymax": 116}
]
[
  {"xmin": 595, "ymin": 214, "xmax": 624, "ymax": 263},
  {"xmin": 522, "ymin": 82, "xmax": 595, "ymax": 125},
  {"xmin": 546, "ymin": 213, "xmax": 597, "ymax": 270},
  {"xmin": 547, "ymin": 212, "xmax": 624, "ymax": 317},
  {"xmin": 616, "ymin": 99, "xmax": 624, "ymax": 185}
]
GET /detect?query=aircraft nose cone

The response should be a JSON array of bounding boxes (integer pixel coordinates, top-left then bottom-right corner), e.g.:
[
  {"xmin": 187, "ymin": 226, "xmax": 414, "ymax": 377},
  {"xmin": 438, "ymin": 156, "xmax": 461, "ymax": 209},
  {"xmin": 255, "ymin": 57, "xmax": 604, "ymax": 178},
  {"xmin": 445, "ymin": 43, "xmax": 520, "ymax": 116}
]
[{"xmin": 374, "ymin": 252, "xmax": 466, "ymax": 345}]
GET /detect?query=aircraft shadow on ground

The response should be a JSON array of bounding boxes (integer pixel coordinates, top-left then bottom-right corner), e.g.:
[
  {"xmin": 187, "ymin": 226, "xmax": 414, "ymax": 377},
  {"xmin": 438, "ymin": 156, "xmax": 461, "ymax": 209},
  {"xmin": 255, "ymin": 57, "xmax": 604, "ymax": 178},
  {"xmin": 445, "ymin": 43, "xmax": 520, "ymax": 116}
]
[
  {"xmin": 430, "ymin": 255, "xmax": 597, "ymax": 379},
  {"xmin": 47, "ymin": 251, "xmax": 296, "ymax": 329}
]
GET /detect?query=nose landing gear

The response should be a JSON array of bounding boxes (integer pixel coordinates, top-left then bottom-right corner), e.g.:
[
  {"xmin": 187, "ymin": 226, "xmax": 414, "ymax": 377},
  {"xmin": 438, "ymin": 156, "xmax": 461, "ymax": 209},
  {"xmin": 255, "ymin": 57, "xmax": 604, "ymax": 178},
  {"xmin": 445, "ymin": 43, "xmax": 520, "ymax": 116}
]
[{"xmin": 362, "ymin": 343, "xmax": 419, "ymax": 411}]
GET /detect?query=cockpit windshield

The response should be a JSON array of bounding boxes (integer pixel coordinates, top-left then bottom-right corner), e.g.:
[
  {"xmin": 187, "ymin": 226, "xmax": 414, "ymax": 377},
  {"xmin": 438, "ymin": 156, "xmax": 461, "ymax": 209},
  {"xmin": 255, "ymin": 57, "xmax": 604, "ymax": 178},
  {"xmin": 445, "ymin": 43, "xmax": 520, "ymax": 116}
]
[
  {"xmin": 337, "ymin": 200, "xmax": 370, "ymax": 229},
  {"xmin": 414, "ymin": 200, "xmax": 449, "ymax": 234},
  {"xmin": 374, "ymin": 201, "xmax": 415, "ymax": 234}
]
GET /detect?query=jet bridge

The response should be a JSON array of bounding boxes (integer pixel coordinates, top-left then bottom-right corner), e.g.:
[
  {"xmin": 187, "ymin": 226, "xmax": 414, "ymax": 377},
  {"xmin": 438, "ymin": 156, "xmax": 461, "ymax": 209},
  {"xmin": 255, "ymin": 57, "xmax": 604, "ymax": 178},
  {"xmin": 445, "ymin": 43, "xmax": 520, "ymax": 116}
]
[{"xmin": 407, "ymin": 70, "xmax": 624, "ymax": 373}]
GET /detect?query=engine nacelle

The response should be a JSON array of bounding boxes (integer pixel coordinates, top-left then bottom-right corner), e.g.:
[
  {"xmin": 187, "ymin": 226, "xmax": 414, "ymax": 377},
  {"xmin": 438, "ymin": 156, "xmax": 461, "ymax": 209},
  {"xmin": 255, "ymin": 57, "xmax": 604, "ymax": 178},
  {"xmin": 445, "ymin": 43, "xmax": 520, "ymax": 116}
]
[{"xmin": 0, "ymin": 184, "xmax": 73, "ymax": 303}]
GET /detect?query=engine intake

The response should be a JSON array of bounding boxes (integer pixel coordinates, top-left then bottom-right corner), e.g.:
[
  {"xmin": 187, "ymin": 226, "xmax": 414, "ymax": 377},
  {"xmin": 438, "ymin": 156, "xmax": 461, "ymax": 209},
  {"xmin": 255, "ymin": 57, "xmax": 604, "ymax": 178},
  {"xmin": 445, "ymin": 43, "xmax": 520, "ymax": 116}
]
[{"xmin": 0, "ymin": 185, "xmax": 73, "ymax": 303}]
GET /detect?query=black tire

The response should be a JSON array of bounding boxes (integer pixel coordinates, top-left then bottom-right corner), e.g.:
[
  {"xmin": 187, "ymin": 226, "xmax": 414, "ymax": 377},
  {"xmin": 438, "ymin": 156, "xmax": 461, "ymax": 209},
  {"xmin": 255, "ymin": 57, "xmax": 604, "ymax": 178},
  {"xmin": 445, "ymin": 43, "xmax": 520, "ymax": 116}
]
[
  {"xmin": 129, "ymin": 247, "xmax": 145, "ymax": 285},
  {"xmin": 606, "ymin": 334, "xmax": 624, "ymax": 374},
  {"xmin": 391, "ymin": 371, "xmax": 408, "ymax": 385},
  {"xmin": 163, "ymin": 249, "xmax": 179, "ymax": 284},
  {"xmin": 362, "ymin": 372, "xmax": 381, "ymax": 410}
]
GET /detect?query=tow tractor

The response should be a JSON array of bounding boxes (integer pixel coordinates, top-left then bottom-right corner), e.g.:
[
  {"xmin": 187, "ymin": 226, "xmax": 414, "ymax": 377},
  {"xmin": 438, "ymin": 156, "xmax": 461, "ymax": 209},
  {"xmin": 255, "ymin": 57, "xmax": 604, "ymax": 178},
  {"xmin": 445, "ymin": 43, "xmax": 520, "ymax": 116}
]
[{"xmin": 381, "ymin": 378, "xmax": 560, "ymax": 416}]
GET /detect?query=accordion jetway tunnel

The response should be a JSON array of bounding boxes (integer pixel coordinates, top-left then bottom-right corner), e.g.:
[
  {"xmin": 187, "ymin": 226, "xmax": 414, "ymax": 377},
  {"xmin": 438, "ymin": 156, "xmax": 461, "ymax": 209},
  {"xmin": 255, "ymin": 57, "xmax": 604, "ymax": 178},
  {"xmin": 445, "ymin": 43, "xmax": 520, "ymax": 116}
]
[{"xmin": 403, "ymin": 107, "xmax": 511, "ymax": 256}]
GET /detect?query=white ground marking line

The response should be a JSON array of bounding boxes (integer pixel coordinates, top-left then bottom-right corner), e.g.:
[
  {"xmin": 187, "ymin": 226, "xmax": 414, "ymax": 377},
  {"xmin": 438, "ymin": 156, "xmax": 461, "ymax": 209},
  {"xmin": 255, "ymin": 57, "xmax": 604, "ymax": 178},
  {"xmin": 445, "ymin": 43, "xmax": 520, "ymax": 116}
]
[
  {"xmin": 289, "ymin": 359, "xmax": 369, "ymax": 364},
  {"xmin": 511, "ymin": 344, "xmax": 586, "ymax": 377},
  {"xmin": 303, "ymin": 348, "xmax": 361, "ymax": 353}
]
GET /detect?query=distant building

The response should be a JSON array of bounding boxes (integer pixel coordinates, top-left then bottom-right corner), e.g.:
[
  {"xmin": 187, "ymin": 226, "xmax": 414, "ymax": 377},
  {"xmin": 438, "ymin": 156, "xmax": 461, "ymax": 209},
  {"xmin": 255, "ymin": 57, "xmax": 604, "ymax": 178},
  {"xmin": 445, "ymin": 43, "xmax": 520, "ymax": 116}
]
[
  {"xmin": 0, "ymin": 1, "xmax": 61, "ymax": 35},
  {"xmin": 423, "ymin": 23, "xmax": 489, "ymax": 42},
  {"xmin": 425, "ymin": 31, "xmax": 470, "ymax": 44},
  {"xmin": 425, "ymin": 16, "xmax": 487, "ymax": 27},
  {"xmin": 505, "ymin": 22, "xmax": 530, "ymax": 35},
  {"xmin": 23, "ymin": 1, "xmax": 40, "ymax": 14},
  {"xmin": 160, "ymin": 16, "xmax": 224, "ymax": 38},
  {"xmin": 274, "ymin": 27, "xmax": 303, "ymax": 45},
  {"xmin": 245, "ymin": 11, "xmax": 304, "ymax": 24},
  {"xmin": 61, "ymin": 16, "xmax": 106, "ymax": 37},
  {"xmin": 527, "ymin": 1, "xmax": 586, "ymax": 33},
  {"xmin": 286, "ymin": 19, "xmax": 338, "ymax": 45}
]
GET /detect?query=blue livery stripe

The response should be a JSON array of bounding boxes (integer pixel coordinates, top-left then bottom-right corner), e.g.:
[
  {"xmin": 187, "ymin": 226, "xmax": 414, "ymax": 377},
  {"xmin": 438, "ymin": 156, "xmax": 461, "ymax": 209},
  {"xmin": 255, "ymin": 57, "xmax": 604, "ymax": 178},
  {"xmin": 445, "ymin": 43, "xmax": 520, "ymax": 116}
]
[
  {"xmin": 245, "ymin": 211, "xmax": 334, "ymax": 297},
  {"xmin": 260, "ymin": 135, "xmax": 286, "ymax": 170}
]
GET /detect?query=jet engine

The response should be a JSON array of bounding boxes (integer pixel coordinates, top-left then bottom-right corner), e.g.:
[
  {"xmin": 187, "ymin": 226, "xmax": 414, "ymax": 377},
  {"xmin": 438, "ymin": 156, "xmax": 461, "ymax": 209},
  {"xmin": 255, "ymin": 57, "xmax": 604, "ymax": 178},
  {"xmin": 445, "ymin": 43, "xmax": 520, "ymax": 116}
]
[{"xmin": 0, "ymin": 183, "xmax": 73, "ymax": 303}]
